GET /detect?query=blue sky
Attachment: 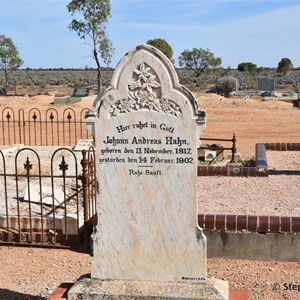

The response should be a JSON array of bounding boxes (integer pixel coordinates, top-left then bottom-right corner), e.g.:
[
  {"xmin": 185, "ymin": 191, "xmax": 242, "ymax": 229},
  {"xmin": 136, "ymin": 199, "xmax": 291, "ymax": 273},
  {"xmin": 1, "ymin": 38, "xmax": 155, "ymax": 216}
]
[{"xmin": 1, "ymin": 0, "xmax": 299, "ymax": 69}]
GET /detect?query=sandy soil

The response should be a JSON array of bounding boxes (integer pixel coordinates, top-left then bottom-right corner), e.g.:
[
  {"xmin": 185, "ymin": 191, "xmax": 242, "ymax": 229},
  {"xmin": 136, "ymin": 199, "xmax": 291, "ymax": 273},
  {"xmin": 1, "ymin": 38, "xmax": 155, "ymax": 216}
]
[
  {"xmin": 1, "ymin": 246, "xmax": 300, "ymax": 300},
  {"xmin": 0, "ymin": 94, "xmax": 94, "ymax": 112},
  {"xmin": 0, "ymin": 91, "xmax": 300, "ymax": 300},
  {"xmin": 197, "ymin": 93, "xmax": 300, "ymax": 158},
  {"xmin": 2, "ymin": 91, "xmax": 300, "ymax": 157}
]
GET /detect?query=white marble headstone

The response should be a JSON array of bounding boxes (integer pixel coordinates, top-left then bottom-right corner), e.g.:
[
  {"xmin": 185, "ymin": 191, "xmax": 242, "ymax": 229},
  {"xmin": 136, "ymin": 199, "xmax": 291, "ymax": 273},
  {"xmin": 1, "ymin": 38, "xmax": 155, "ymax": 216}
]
[{"xmin": 88, "ymin": 44, "xmax": 207, "ymax": 282}]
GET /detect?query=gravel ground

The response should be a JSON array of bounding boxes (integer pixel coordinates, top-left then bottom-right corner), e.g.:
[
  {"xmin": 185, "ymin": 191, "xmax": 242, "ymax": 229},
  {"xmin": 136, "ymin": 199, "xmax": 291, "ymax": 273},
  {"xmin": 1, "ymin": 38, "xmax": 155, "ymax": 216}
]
[{"xmin": 198, "ymin": 151, "xmax": 300, "ymax": 216}]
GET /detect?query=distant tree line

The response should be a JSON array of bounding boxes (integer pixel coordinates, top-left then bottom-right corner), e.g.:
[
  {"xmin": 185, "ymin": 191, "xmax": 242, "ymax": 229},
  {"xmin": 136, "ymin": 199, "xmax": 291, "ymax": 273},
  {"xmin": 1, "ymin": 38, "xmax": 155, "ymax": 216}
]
[
  {"xmin": 1, "ymin": 33, "xmax": 295, "ymax": 87},
  {"xmin": 0, "ymin": 0, "xmax": 297, "ymax": 96}
]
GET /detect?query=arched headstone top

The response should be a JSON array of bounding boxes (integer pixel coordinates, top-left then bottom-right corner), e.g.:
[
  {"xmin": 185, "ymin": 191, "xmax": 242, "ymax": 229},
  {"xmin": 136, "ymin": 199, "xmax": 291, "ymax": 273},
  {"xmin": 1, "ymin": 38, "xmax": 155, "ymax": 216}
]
[
  {"xmin": 92, "ymin": 44, "xmax": 205, "ymax": 126},
  {"xmin": 87, "ymin": 43, "xmax": 209, "ymax": 285}
]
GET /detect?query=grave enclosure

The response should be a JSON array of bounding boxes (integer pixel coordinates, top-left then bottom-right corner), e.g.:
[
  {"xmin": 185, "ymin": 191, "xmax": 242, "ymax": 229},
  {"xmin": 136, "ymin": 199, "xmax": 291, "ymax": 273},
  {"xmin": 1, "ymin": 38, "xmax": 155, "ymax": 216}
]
[{"xmin": 69, "ymin": 45, "xmax": 228, "ymax": 299}]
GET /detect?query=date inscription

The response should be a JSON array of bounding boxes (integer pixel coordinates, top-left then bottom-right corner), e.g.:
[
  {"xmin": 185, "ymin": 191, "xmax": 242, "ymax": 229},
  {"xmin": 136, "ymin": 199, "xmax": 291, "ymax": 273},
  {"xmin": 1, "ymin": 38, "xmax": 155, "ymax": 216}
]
[{"xmin": 100, "ymin": 121, "xmax": 195, "ymax": 177}]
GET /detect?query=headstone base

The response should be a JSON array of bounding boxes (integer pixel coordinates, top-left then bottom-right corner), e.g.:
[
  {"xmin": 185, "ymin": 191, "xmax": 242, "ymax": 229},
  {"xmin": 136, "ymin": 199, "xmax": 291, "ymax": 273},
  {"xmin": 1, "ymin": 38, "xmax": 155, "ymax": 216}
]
[{"xmin": 68, "ymin": 277, "xmax": 229, "ymax": 300}]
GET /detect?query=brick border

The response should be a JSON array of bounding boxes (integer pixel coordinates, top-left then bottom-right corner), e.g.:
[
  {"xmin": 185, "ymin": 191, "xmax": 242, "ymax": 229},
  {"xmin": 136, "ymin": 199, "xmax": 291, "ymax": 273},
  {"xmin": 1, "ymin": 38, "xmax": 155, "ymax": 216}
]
[
  {"xmin": 47, "ymin": 282, "xmax": 73, "ymax": 300},
  {"xmin": 198, "ymin": 214, "xmax": 300, "ymax": 234},
  {"xmin": 264, "ymin": 142, "xmax": 300, "ymax": 151},
  {"xmin": 198, "ymin": 142, "xmax": 300, "ymax": 177},
  {"xmin": 198, "ymin": 165, "xmax": 267, "ymax": 177}
]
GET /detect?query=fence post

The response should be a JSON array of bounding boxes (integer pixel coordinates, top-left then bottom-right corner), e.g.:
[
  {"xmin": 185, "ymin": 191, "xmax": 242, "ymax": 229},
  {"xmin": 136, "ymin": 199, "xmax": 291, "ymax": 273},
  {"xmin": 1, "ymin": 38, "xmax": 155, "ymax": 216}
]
[
  {"xmin": 230, "ymin": 133, "xmax": 237, "ymax": 163},
  {"xmin": 81, "ymin": 150, "xmax": 91, "ymax": 252}
]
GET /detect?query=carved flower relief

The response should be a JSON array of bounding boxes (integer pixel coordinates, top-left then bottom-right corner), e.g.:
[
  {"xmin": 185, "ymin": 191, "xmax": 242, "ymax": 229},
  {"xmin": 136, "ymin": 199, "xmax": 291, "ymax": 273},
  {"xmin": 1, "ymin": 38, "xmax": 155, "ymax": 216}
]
[
  {"xmin": 142, "ymin": 74, "xmax": 161, "ymax": 94},
  {"xmin": 160, "ymin": 98, "xmax": 182, "ymax": 118},
  {"xmin": 129, "ymin": 64, "xmax": 161, "ymax": 96},
  {"xmin": 109, "ymin": 63, "xmax": 182, "ymax": 118},
  {"xmin": 110, "ymin": 98, "xmax": 134, "ymax": 116},
  {"xmin": 132, "ymin": 63, "xmax": 151, "ymax": 83}
]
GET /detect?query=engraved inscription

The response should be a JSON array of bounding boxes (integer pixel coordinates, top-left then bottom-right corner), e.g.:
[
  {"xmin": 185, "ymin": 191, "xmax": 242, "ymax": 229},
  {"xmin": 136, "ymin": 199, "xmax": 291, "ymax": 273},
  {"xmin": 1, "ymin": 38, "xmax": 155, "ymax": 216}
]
[{"xmin": 99, "ymin": 121, "xmax": 194, "ymax": 177}]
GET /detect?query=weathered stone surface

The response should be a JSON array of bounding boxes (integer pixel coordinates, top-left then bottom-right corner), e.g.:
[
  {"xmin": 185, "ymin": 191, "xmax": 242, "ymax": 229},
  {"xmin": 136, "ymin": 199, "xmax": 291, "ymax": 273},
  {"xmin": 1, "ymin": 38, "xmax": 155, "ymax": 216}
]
[
  {"xmin": 68, "ymin": 278, "xmax": 229, "ymax": 300},
  {"xmin": 72, "ymin": 87, "xmax": 89, "ymax": 97},
  {"xmin": 24, "ymin": 183, "xmax": 65, "ymax": 207},
  {"xmin": 87, "ymin": 44, "xmax": 207, "ymax": 282},
  {"xmin": 73, "ymin": 139, "xmax": 94, "ymax": 151},
  {"xmin": 258, "ymin": 78, "xmax": 275, "ymax": 92}
]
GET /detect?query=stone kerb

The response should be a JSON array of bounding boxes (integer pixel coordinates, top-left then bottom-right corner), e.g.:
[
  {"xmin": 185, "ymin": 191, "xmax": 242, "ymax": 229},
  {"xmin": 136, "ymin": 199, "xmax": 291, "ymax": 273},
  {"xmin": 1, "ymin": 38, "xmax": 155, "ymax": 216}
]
[{"xmin": 74, "ymin": 44, "xmax": 229, "ymax": 300}]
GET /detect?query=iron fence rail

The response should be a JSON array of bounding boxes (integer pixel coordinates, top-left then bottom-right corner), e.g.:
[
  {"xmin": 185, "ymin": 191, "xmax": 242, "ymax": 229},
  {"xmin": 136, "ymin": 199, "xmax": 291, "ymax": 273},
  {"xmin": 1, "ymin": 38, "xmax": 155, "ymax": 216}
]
[
  {"xmin": 0, "ymin": 107, "xmax": 91, "ymax": 146},
  {"xmin": 200, "ymin": 133, "xmax": 237, "ymax": 163}
]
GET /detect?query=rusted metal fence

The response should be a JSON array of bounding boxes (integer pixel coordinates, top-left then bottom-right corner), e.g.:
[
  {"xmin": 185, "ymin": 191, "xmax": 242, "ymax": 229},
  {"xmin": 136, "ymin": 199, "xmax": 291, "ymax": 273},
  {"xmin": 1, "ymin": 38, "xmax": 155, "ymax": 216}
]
[
  {"xmin": 200, "ymin": 133, "xmax": 237, "ymax": 163},
  {"xmin": 0, "ymin": 107, "xmax": 92, "ymax": 146},
  {"xmin": 0, "ymin": 146, "xmax": 96, "ymax": 250}
]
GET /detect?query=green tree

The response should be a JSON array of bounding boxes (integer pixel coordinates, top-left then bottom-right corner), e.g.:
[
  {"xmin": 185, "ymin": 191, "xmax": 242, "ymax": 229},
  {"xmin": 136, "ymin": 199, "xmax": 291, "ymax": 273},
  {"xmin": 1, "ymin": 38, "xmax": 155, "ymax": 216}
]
[
  {"xmin": 277, "ymin": 57, "xmax": 293, "ymax": 76},
  {"xmin": 178, "ymin": 48, "xmax": 221, "ymax": 77},
  {"xmin": 237, "ymin": 62, "xmax": 257, "ymax": 72},
  {"xmin": 146, "ymin": 38, "xmax": 173, "ymax": 61},
  {"xmin": 67, "ymin": 0, "xmax": 114, "ymax": 93},
  {"xmin": 0, "ymin": 35, "xmax": 23, "ymax": 86}
]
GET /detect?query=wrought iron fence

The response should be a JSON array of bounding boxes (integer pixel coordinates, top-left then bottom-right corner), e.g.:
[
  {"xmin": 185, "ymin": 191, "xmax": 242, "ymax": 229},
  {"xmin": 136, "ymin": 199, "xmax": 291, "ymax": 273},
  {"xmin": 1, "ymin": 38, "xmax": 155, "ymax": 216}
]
[
  {"xmin": 0, "ymin": 107, "xmax": 92, "ymax": 146},
  {"xmin": 199, "ymin": 133, "xmax": 237, "ymax": 164},
  {"xmin": 0, "ymin": 147, "xmax": 96, "ymax": 250}
]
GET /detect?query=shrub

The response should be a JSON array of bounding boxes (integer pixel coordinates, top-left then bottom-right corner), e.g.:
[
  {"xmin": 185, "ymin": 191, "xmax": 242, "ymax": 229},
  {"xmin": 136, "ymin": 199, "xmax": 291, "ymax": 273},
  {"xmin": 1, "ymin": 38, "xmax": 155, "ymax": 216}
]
[{"xmin": 212, "ymin": 76, "xmax": 237, "ymax": 97}]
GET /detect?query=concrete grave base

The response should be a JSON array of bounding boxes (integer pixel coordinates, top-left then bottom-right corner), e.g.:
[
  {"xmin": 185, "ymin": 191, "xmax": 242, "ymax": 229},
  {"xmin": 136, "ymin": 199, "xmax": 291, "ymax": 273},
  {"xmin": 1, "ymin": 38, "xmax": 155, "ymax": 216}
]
[
  {"xmin": 73, "ymin": 139, "xmax": 94, "ymax": 151},
  {"xmin": 206, "ymin": 231, "xmax": 300, "ymax": 261},
  {"xmin": 54, "ymin": 95, "xmax": 97, "ymax": 105},
  {"xmin": 68, "ymin": 277, "xmax": 229, "ymax": 300}
]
